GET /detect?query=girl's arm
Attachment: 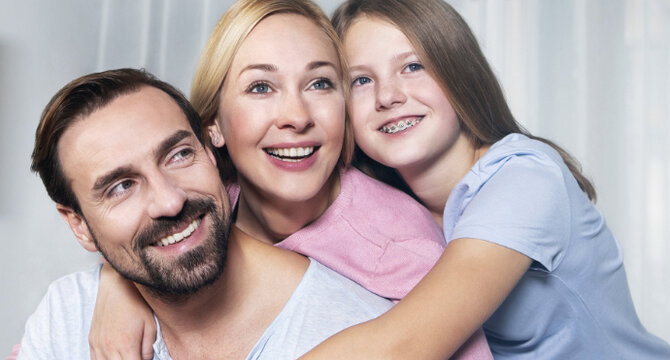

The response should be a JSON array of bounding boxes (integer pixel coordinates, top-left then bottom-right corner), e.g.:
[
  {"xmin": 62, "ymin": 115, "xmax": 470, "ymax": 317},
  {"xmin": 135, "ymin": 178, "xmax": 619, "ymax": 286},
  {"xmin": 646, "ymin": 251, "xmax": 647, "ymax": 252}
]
[
  {"xmin": 300, "ymin": 237, "xmax": 531, "ymax": 359},
  {"xmin": 88, "ymin": 264, "xmax": 156, "ymax": 360}
]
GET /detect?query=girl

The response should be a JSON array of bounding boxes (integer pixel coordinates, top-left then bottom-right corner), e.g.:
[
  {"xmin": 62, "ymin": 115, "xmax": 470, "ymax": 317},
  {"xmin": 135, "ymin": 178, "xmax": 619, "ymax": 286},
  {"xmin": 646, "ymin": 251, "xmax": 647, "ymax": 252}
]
[
  {"xmin": 83, "ymin": 0, "xmax": 490, "ymax": 359},
  {"xmin": 299, "ymin": 0, "xmax": 670, "ymax": 358}
]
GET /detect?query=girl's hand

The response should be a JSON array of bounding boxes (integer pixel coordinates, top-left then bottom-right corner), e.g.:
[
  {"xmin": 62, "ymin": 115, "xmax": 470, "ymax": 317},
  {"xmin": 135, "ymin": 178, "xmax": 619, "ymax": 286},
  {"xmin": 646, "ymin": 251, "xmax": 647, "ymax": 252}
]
[{"xmin": 89, "ymin": 264, "xmax": 156, "ymax": 360}]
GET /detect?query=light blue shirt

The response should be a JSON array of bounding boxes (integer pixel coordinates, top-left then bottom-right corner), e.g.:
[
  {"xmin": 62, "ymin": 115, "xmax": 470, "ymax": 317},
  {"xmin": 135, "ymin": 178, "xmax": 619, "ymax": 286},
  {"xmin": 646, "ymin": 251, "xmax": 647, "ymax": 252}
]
[
  {"xmin": 19, "ymin": 260, "xmax": 392, "ymax": 359},
  {"xmin": 445, "ymin": 133, "xmax": 670, "ymax": 359}
]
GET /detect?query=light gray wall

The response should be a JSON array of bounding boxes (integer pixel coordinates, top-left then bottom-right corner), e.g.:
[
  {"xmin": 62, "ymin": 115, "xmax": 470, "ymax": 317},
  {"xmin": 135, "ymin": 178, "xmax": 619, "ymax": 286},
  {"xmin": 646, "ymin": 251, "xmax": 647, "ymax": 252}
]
[{"xmin": 1, "ymin": 0, "xmax": 668, "ymax": 355}]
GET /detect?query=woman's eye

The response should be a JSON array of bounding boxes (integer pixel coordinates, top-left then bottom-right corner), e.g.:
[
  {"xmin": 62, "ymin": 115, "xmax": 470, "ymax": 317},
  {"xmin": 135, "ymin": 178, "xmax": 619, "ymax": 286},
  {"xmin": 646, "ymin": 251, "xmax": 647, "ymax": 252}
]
[
  {"xmin": 311, "ymin": 78, "xmax": 334, "ymax": 90},
  {"xmin": 108, "ymin": 180, "xmax": 133, "ymax": 198},
  {"xmin": 404, "ymin": 62, "xmax": 424, "ymax": 73},
  {"xmin": 352, "ymin": 76, "xmax": 372, "ymax": 87},
  {"xmin": 248, "ymin": 82, "xmax": 271, "ymax": 94}
]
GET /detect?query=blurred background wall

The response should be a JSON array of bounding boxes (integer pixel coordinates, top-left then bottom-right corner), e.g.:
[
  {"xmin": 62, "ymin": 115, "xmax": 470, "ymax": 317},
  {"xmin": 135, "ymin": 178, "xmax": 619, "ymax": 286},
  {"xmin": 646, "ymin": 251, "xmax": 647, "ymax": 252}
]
[{"xmin": 1, "ymin": 0, "xmax": 668, "ymax": 353}]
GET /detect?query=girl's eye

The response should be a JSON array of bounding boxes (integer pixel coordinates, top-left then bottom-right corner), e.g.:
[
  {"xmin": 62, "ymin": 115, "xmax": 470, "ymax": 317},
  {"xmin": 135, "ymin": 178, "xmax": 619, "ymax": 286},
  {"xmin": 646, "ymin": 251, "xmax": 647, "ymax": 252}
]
[
  {"xmin": 108, "ymin": 180, "xmax": 133, "ymax": 198},
  {"xmin": 404, "ymin": 62, "xmax": 424, "ymax": 73},
  {"xmin": 352, "ymin": 76, "xmax": 372, "ymax": 87},
  {"xmin": 311, "ymin": 78, "xmax": 334, "ymax": 90},
  {"xmin": 248, "ymin": 82, "xmax": 272, "ymax": 94}
]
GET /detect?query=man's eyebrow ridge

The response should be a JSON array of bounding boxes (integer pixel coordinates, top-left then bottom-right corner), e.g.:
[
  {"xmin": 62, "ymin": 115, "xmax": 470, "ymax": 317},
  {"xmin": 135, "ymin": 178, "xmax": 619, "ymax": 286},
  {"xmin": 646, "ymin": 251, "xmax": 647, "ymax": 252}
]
[
  {"xmin": 92, "ymin": 166, "xmax": 134, "ymax": 193},
  {"xmin": 154, "ymin": 130, "xmax": 193, "ymax": 160},
  {"xmin": 91, "ymin": 130, "xmax": 194, "ymax": 193}
]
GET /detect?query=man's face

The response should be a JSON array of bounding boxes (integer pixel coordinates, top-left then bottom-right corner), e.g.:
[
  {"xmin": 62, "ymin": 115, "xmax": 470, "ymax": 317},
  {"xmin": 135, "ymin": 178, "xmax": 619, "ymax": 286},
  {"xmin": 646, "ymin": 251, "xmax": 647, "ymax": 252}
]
[{"xmin": 57, "ymin": 86, "xmax": 231, "ymax": 298}]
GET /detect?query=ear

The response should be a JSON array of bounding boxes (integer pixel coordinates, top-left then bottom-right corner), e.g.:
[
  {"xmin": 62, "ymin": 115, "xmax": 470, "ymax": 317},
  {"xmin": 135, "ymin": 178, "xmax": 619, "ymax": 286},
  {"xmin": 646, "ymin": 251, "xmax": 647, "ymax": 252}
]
[
  {"xmin": 56, "ymin": 204, "xmax": 98, "ymax": 253},
  {"xmin": 208, "ymin": 122, "xmax": 225, "ymax": 148}
]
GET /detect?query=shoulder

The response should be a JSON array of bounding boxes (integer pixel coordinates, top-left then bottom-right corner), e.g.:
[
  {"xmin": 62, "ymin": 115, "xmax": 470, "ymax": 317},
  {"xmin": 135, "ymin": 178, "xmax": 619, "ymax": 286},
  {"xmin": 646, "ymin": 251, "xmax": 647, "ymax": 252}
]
[
  {"xmin": 339, "ymin": 167, "xmax": 444, "ymax": 243},
  {"xmin": 474, "ymin": 134, "xmax": 566, "ymax": 181},
  {"xmin": 19, "ymin": 266, "xmax": 101, "ymax": 359},
  {"xmin": 246, "ymin": 259, "xmax": 392, "ymax": 359},
  {"xmin": 456, "ymin": 134, "xmax": 571, "ymax": 207},
  {"xmin": 447, "ymin": 134, "xmax": 573, "ymax": 270},
  {"xmin": 298, "ymin": 259, "xmax": 393, "ymax": 316}
]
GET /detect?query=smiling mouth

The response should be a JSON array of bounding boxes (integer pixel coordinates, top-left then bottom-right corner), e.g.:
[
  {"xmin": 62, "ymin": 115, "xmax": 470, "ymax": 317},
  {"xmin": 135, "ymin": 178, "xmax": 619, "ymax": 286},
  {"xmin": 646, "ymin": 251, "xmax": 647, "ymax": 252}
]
[
  {"xmin": 264, "ymin": 146, "xmax": 317, "ymax": 162},
  {"xmin": 153, "ymin": 218, "xmax": 202, "ymax": 247},
  {"xmin": 379, "ymin": 116, "xmax": 423, "ymax": 134}
]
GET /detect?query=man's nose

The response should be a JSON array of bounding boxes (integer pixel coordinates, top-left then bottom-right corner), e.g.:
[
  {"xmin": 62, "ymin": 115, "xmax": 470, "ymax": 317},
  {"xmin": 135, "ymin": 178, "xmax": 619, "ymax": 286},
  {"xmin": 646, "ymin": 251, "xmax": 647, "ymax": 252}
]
[{"xmin": 146, "ymin": 173, "xmax": 187, "ymax": 219}]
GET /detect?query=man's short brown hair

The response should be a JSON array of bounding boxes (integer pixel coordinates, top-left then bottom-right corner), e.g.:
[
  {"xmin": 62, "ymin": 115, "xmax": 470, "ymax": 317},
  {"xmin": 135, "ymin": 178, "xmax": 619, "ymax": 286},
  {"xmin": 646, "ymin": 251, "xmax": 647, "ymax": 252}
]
[{"xmin": 31, "ymin": 68, "xmax": 204, "ymax": 214}]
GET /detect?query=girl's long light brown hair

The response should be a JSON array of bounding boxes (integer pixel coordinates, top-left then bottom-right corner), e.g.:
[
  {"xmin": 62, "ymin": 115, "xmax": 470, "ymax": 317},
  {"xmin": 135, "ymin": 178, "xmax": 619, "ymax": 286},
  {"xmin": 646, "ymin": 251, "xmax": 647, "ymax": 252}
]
[{"xmin": 333, "ymin": 0, "xmax": 596, "ymax": 201}]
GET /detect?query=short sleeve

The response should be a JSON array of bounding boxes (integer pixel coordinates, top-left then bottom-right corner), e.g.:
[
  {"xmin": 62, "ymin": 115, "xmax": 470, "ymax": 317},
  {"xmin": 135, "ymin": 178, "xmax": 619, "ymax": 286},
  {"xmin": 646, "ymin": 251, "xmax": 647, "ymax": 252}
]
[
  {"xmin": 17, "ymin": 291, "xmax": 55, "ymax": 359},
  {"xmin": 450, "ymin": 152, "xmax": 571, "ymax": 272},
  {"xmin": 17, "ymin": 267, "xmax": 101, "ymax": 359}
]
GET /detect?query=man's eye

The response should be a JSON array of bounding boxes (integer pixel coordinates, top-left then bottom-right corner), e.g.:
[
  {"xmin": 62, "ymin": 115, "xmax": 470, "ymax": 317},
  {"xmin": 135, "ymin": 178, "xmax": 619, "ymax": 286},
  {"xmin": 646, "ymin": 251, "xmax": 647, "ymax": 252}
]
[
  {"xmin": 108, "ymin": 180, "xmax": 133, "ymax": 198},
  {"xmin": 352, "ymin": 76, "xmax": 372, "ymax": 87},
  {"xmin": 172, "ymin": 148, "xmax": 193, "ymax": 162}
]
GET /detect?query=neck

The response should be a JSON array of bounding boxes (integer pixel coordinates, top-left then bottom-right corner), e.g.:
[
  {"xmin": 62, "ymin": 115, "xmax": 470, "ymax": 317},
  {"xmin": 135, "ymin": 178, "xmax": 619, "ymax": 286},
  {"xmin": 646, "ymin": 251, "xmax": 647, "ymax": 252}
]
[
  {"xmin": 235, "ymin": 170, "xmax": 340, "ymax": 243},
  {"xmin": 398, "ymin": 134, "xmax": 488, "ymax": 226},
  {"xmin": 137, "ymin": 226, "xmax": 309, "ymax": 359}
]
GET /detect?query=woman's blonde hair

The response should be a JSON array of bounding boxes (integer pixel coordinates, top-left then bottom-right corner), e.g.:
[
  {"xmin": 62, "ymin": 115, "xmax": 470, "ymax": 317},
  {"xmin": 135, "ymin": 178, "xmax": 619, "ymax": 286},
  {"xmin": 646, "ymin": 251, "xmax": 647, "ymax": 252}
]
[
  {"xmin": 191, "ymin": 0, "xmax": 354, "ymax": 183},
  {"xmin": 333, "ymin": 0, "xmax": 596, "ymax": 201}
]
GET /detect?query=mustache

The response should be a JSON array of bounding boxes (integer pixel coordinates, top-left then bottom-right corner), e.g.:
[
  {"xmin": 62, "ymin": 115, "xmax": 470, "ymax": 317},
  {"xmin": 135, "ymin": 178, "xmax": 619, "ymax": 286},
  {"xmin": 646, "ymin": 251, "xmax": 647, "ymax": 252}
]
[{"xmin": 133, "ymin": 198, "xmax": 217, "ymax": 250}]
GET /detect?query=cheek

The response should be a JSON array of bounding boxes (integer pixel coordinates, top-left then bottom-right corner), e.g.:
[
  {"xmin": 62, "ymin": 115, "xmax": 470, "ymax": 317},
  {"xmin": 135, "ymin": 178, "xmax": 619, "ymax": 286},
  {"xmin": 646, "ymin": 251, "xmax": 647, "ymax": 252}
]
[
  {"xmin": 313, "ymin": 97, "xmax": 346, "ymax": 142},
  {"xmin": 348, "ymin": 90, "xmax": 374, "ymax": 127},
  {"xmin": 219, "ymin": 107, "xmax": 261, "ymax": 149},
  {"xmin": 89, "ymin": 210, "xmax": 140, "ymax": 247}
]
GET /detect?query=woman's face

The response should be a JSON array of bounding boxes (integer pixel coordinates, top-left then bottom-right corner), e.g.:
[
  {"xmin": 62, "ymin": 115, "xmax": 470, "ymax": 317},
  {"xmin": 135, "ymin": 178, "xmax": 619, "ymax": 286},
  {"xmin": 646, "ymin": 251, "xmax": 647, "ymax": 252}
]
[
  {"xmin": 215, "ymin": 13, "xmax": 345, "ymax": 204},
  {"xmin": 343, "ymin": 16, "xmax": 461, "ymax": 174}
]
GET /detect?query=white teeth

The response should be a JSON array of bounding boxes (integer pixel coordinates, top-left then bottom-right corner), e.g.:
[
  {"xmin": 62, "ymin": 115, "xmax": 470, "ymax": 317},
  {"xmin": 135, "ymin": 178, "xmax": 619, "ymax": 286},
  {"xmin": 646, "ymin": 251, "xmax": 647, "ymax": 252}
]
[
  {"xmin": 265, "ymin": 146, "xmax": 315, "ymax": 161},
  {"xmin": 379, "ymin": 117, "xmax": 423, "ymax": 134},
  {"xmin": 154, "ymin": 218, "xmax": 201, "ymax": 247}
]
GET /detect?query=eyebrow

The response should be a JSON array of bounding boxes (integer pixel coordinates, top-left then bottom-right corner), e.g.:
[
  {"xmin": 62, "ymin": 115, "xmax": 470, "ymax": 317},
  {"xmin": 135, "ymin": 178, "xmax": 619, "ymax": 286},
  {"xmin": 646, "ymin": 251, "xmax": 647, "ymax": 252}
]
[
  {"xmin": 238, "ymin": 61, "xmax": 338, "ymax": 77},
  {"xmin": 155, "ymin": 130, "xmax": 193, "ymax": 161},
  {"xmin": 238, "ymin": 64, "xmax": 277, "ymax": 77},
  {"xmin": 349, "ymin": 51, "xmax": 416, "ymax": 73},
  {"xmin": 91, "ymin": 130, "xmax": 193, "ymax": 193},
  {"xmin": 393, "ymin": 51, "xmax": 416, "ymax": 62},
  {"xmin": 308, "ymin": 61, "xmax": 338, "ymax": 71}
]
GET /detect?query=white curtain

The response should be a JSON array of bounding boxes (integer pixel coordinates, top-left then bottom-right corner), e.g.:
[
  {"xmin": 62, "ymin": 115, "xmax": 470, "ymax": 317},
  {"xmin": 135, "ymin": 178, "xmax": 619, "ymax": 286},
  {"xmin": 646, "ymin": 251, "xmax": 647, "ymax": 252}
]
[
  {"xmin": 449, "ymin": 0, "xmax": 670, "ymax": 340},
  {"xmin": 1, "ymin": 0, "xmax": 668, "ymax": 352}
]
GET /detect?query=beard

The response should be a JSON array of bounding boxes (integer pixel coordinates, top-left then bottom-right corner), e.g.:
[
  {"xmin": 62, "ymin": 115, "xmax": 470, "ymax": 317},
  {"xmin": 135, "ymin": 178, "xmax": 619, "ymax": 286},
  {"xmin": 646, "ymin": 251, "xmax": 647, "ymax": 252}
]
[{"xmin": 91, "ymin": 197, "xmax": 231, "ymax": 302}]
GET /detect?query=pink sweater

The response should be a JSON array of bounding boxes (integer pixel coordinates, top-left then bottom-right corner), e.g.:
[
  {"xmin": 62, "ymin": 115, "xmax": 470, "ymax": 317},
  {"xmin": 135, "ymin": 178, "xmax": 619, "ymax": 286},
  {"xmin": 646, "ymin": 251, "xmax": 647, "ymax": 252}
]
[
  {"xmin": 276, "ymin": 167, "xmax": 445, "ymax": 300},
  {"xmin": 232, "ymin": 167, "xmax": 492, "ymax": 359}
]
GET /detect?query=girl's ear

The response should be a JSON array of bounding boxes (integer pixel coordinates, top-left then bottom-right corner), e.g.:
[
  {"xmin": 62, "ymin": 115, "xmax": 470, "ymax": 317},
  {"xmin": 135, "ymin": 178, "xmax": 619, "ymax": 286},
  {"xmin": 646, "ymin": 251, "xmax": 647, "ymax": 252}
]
[
  {"xmin": 56, "ymin": 204, "xmax": 98, "ymax": 253},
  {"xmin": 208, "ymin": 121, "xmax": 225, "ymax": 148}
]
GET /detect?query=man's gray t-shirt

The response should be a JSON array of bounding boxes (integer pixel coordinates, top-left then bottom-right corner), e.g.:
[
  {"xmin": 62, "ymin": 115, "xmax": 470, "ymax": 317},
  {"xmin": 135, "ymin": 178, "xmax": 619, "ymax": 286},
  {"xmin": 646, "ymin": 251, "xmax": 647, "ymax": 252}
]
[{"xmin": 18, "ymin": 259, "xmax": 392, "ymax": 359}]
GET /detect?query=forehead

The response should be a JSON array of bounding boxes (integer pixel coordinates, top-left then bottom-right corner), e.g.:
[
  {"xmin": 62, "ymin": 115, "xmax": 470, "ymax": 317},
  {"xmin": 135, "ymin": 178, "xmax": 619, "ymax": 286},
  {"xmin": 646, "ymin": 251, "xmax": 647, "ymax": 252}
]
[
  {"xmin": 344, "ymin": 16, "xmax": 412, "ymax": 62},
  {"xmin": 57, "ymin": 86, "xmax": 194, "ymax": 189},
  {"xmin": 232, "ymin": 13, "xmax": 338, "ymax": 70}
]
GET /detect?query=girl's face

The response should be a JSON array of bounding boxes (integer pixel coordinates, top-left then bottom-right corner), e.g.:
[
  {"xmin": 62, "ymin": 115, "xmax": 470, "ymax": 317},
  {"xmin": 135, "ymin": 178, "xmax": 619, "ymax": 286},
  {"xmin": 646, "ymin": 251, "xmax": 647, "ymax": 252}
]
[
  {"xmin": 344, "ymin": 16, "xmax": 461, "ymax": 174},
  {"xmin": 214, "ymin": 13, "xmax": 345, "ymax": 204}
]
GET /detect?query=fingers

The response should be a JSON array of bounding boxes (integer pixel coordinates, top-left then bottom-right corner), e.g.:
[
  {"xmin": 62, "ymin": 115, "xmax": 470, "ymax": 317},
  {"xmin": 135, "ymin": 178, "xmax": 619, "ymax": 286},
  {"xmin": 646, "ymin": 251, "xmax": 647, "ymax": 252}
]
[
  {"xmin": 141, "ymin": 321, "xmax": 158, "ymax": 360},
  {"xmin": 89, "ymin": 333, "xmax": 143, "ymax": 360}
]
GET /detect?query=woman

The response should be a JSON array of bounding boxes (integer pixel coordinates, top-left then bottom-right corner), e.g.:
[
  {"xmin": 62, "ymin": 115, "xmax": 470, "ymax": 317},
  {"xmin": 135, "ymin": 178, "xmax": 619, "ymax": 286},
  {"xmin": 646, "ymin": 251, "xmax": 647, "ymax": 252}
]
[
  {"xmin": 299, "ymin": 0, "xmax": 670, "ymax": 358},
  {"xmin": 83, "ymin": 0, "xmax": 490, "ymax": 359}
]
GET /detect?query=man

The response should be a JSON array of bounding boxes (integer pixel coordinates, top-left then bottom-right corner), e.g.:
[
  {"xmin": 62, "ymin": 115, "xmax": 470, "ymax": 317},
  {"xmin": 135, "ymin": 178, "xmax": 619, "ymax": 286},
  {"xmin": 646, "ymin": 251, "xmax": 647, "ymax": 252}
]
[{"xmin": 19, "ymin": 68, "xmax": 392, "ymax": 359}]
